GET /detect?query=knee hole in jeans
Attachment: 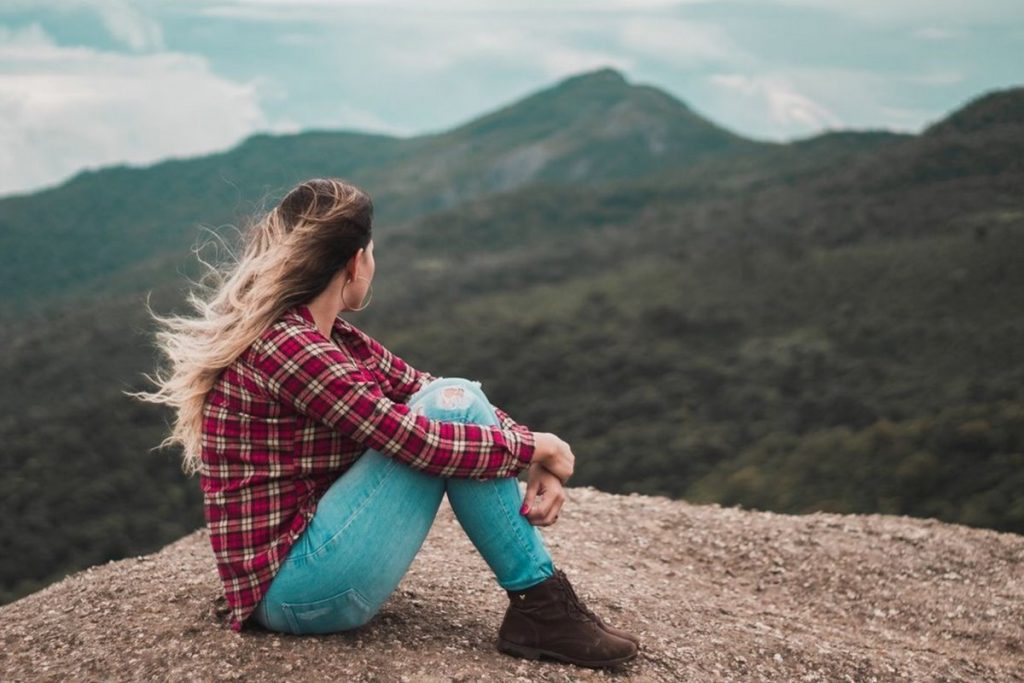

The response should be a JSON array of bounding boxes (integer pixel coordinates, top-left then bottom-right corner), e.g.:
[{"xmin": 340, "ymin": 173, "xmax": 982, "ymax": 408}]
[{"xmin": 411, "ymin": 378, "xmax": 489, "ymax": 417}]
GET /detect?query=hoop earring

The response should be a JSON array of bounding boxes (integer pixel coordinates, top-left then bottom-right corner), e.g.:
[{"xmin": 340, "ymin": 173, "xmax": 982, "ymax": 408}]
[{"xmin": 341, "ymin": 275, "xmax": 373, "ymax": 312}]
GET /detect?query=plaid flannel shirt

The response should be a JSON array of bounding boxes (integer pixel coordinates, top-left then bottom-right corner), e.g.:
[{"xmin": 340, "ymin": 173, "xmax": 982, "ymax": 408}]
[{"xmin": 199, "ymin": 303, "xmax": 536, "ymax": 631}]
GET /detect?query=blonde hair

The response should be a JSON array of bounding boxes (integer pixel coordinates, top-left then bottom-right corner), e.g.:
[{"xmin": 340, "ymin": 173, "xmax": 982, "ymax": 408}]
[{"xmin": 125, "ymin": 177, "xmax": 374, "ymax": 475}]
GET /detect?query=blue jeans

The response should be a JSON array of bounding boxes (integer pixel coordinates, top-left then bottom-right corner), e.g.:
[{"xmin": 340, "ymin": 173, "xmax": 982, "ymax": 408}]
[{"xmin": 252, "ymin": 376, "xmax": 556, "ymax": 635}]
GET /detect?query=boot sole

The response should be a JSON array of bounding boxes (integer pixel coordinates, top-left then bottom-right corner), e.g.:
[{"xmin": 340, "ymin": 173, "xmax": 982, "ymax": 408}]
[{"xmin": 496, "ymin": 637, "xmax": 638, "ymax": 669}]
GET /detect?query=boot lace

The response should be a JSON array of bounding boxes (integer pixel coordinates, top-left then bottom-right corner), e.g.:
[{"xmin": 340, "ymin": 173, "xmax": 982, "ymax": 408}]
[{"xmin": 555, "ymin": 570, "xmax": 602, "ymax": 624}]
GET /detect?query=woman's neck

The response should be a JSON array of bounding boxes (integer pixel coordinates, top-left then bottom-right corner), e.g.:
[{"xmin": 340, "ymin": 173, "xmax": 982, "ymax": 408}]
[
  {"xmin": 305, "ymin": 298, "xmax": 341, "ymax": 339},
  {"xmin": 305, "ymin": 271, "xmax": 348, "ymax": 338}
]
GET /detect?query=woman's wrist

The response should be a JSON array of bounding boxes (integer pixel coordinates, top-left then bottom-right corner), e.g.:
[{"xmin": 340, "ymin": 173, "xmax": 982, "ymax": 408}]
[{"xmin": 530, "ymin": 432, "xmax": 552, "ymax": 466}]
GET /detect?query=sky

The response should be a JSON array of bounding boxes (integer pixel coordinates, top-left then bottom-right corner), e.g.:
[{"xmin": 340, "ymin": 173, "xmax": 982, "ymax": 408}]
[{"xmin": 0, "ymin": 0, "xmax": 1021, "ymax": 198}]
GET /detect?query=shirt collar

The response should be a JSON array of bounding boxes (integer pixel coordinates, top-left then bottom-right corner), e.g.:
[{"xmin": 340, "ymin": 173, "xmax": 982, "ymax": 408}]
[{"xmin": 291, "ymin": 303, "xmax": 354, "ymax": 337}]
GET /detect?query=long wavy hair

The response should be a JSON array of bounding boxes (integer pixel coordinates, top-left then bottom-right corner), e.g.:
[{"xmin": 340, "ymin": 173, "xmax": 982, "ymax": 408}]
[{"xmin": 126, "ymin": 177, "xmax": 374, "ymax": 475}]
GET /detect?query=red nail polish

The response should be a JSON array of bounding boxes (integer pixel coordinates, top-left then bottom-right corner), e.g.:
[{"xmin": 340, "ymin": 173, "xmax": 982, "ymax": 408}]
[{"xmin": 520, "ymin": 503, "xmax": 529, "ymax": 515}]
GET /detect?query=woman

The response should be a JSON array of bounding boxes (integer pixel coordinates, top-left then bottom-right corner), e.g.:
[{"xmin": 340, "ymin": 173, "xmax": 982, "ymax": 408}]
[{"xmin": 132, "ymin": 177, "xmax": 640, "ymax": 668}]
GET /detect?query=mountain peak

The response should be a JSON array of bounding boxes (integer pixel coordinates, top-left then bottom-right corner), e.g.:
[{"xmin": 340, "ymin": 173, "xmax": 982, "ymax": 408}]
[
  {"xmin": 2, "ymin": 487, "xmax": 1020, "ymax": 680},
  {"xmin": 435, "ymin": 65, "xmax": 757, "ymax": 191},
  {"xmin": 554, "ymin": 66, "xmax": 629, "ymax": 89}
]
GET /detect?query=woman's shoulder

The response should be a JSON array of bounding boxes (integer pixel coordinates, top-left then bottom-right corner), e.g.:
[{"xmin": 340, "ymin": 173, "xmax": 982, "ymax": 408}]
[
  {"xmin": 249, "ymin": 305, "xmax": 367, "ymax": 367},
  {"xmin": 247, "ymin": 306, "xmax": 315, "ymax": 361}
]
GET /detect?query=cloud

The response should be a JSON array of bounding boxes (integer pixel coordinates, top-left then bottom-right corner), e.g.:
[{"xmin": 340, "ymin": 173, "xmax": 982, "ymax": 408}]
[
  {"xmin": 709, "ymin": 73, "xmax": 843, "ymax": 132},
  {"xmin": 0, "ymin": 23, "xmax": 274, "ymax": 197},
  {"xmin": 89, "ymin": 0, "xmax": 164, "ymax": 50},
  {"xmin": 706, "ymin": 64, "xmax": 970, "ymax": 139},
  {"xmin": 0, "ymin": 0, "xmax": 164, "ymax": 50}
]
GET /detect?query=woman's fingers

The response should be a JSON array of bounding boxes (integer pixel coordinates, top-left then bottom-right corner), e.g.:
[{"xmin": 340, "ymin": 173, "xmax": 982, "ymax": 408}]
[
  {"xmin": 522, "ymin": 461, "xmax": 566, "ymax": 526},
  {"xmin": 540, "ymin": 490, "xmax": 565, "ymax": 526},
  {"xmin": 526, "ymin": 492, "xmax": 553, "ymax": 524},
  {"xmin": 520, "ymin": 476, "xmax": 541, "ymax": 516},
  {"xmin": 528, "ymin": 490, "xmax": 565, "ymax": 526}
]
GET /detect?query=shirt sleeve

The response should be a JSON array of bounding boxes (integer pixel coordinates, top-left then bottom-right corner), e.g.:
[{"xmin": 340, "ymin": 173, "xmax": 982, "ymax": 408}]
[
  {"xmin": 356, "ymin": 330, "xmax": 438, "ymax": 404},
  {"xmin": 494, "ymin": 405, "xmax": 531, "ymax": 436},
  {"xmin": 252, "ymin": 323, "xmax": 534, "ymax": 479}
]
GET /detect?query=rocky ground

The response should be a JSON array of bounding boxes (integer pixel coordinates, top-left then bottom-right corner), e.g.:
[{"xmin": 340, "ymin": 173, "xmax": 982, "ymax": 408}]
[{"xmin": 1, "ymin": 486, "xmax": 1022, "ymax": 682}]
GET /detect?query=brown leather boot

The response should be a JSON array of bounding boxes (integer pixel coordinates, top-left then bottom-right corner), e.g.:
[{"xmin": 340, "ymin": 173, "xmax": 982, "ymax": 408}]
[
  {"xmin": 496, "ymin": 568, "xmax": 638, "ymax": 668},
  {"xmin": 550, "ymin": 569, "xmax": 642, "ymax": 647}
]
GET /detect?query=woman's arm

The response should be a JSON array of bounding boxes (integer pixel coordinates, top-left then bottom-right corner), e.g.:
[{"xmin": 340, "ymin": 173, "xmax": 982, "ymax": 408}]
[
  {"xmin": 252, "ymin": 323, "xmax": 534, "ymax": 479},
  {"xmin": 494, "ymin": 404, "xmax": 529, "ymax": 434},
  {"xmin": 350, "ymin": 326, "xmax": 541, "ymax": 465},
  {"xmin": 356, "ymin": 330, "xmax": 437, "ymax": 404}
]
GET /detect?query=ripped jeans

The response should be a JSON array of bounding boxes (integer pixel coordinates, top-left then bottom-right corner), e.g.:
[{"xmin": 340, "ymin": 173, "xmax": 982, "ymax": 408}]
[{"xmin": 251, "ymin": 376, "xmax": 556, "ymax": 635}]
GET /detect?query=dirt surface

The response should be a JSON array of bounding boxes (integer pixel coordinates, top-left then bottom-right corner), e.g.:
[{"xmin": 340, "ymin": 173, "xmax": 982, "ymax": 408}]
[{"xmin": 1, "ymin": 486, "xmax": 1022, "ymax": 682}]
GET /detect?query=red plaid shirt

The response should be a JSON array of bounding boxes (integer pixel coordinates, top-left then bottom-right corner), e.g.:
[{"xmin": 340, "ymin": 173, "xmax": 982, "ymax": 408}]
[{"xmin": 199, "ymin": 303, "xmax": 536, "ymax": 631}]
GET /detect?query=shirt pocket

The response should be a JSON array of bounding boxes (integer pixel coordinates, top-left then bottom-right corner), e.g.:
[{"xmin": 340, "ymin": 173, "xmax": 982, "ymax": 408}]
[{"xmin": 280, "ymin": 586, "xmax": 376, "ymax": 634}]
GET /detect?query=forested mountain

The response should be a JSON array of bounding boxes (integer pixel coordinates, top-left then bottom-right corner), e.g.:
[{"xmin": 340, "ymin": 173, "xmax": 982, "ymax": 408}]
[
  {"xmin": 1, "ymin": 68, "xmax": 1021, "ymax": 605},
  {"xmin": 0, "ymin": 68, "xmax": 761, "ymax": 308}
]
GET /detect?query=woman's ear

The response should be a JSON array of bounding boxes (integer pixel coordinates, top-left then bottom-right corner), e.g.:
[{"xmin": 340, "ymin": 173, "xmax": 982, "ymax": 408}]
[
  {"xmin": 349, "ymin": 247, "xmax": 368, "ymax": 279},
  {"xmin": 342, "ymin": 249, "xmax": 362, "ymax": 282}
]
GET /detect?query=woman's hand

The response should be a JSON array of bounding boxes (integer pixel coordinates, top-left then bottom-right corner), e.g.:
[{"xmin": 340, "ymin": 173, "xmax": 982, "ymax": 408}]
[
  {"xmin": 531, "ymin": 432, "xmax": 575, "ymax": 484},
  {"xmin": 520, "ymin": 461, "xmax": 566, "ymax": 526}
]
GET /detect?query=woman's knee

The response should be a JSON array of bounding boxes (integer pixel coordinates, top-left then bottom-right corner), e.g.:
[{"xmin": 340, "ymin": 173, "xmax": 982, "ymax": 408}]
[
  {"xmin": 409, "ymin": 377, "xmax": 497, "ymax": 425},
  {"xmin": 413, "ymin": 376, "xmax": 485, "ymax": 400}
]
